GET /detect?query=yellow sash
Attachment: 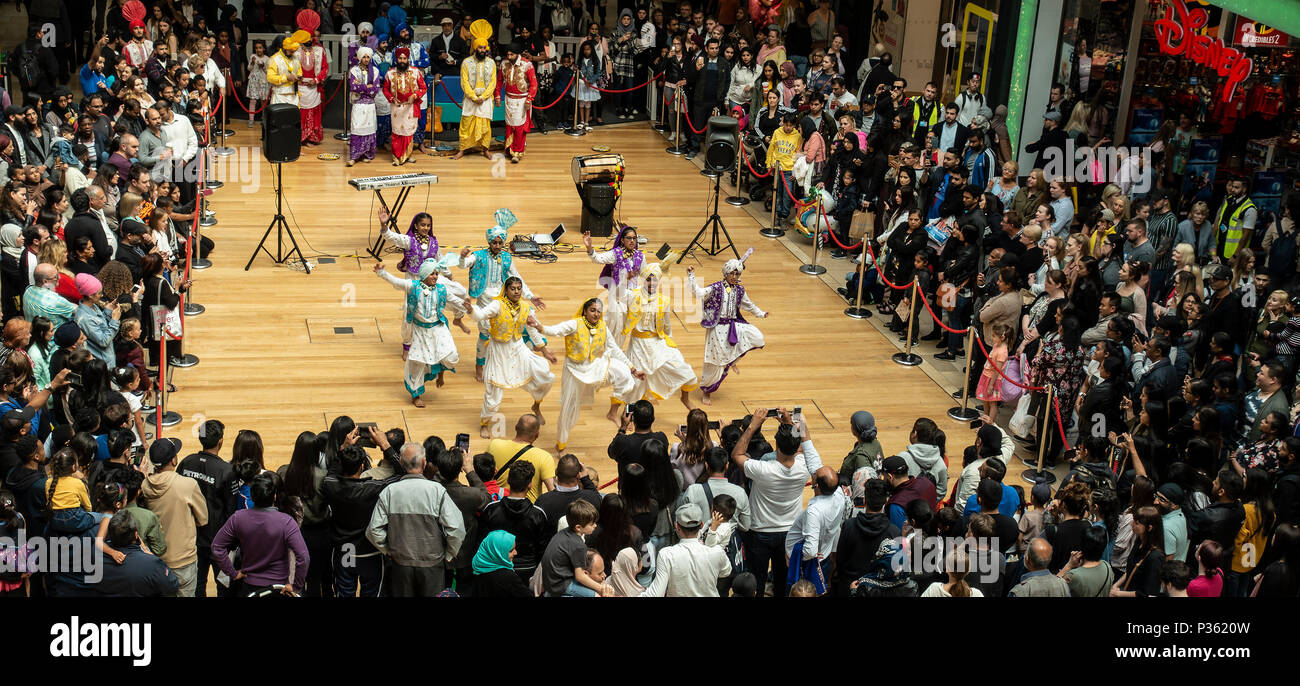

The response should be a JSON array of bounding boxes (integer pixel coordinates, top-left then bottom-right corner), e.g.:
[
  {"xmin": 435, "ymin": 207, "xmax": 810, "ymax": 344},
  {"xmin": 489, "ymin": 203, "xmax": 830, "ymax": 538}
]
[
  {"xmin": 565, "ymin": 317, "xmax": 607, "ymax": 363},
  {"xmin": 488, "ymin": 295, "xmax": 531, "ymax": 342},
  {"xmin": 622, "ymin": 292, "xmax": 676, "ymax": 348}
]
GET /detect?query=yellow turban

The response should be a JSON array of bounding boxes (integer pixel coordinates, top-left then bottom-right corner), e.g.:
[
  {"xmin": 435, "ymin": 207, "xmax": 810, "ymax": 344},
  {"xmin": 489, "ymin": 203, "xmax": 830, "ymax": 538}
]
[
  {"xmin": 470, "ymin": 19, "xmax": 493, "ymax": 52},
  {"xmin": 282, "ymin": 38, "xmax": 300, "ymax": 51}
]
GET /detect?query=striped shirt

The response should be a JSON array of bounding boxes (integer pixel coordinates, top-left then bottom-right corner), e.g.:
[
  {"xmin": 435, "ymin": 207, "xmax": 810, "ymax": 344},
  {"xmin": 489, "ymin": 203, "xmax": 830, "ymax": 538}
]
[{"xmin": 22, "ymin": 285, "xmax": 77, "ymax": 328}]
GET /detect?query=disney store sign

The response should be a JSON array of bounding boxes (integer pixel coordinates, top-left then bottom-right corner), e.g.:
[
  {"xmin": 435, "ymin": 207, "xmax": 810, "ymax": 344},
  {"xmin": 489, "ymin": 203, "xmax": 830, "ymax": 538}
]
[{"xmin": 1153, "ymin": 0, "xmax": 1253, "ymax": 101}]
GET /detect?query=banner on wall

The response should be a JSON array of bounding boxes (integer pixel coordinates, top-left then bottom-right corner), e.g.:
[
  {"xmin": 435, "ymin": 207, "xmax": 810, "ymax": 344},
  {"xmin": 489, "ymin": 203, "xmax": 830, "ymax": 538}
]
[
  {"xmin": 1253, "ymin": 171, "xmax": 1285, "ymax": 218},
  {"xmin": 1234, "ymin": 18, "xmax": 1291, "ymax": 49},
  {"xmin": 869, "ymin": 0, "xmax": 908, "ymax": 58}
]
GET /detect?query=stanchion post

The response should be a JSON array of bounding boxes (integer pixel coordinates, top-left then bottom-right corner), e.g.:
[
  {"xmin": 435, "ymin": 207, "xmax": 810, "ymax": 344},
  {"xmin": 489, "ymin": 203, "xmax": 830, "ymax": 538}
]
[
  {"xmin": 665, "ymin": 89, "xmax": 686, "ymax": 154},
  {"xmin": 947, "ymin": 328, "xmax": 980, "ymax": 421},
  {"xmin": 148, "ymin": 334, "xmax": 182, "ymax": 427},
  {"xmin": 892, "ymin": 276, "xmax": 922, "ymax": 366},
  {"xmin": 335, "ymin": 74, "xmax": 351, "ymax": 141},
  {"xmin": 215, "ymin": 92, "xmax": 235, "ymax": 156},
  {"xmin": 199, "ymin": 149, "xmax": 218, "ymax": 227},
  {"xmin": 567, "ymin": 80, "xmax": 586, "ymax": 137},
  {"xmin": 1020, "ymin": 384, "xmax": 1059, "ymax": 484},
  {"xmin": 844, "ymin": 237, "xmax": 873, "ymax": 318},
  {"xmin": 759, "ymin": 171, "xmax": 784, "ymax": 238},
  {"xmin": 652, "ymin": 77, "xmax": 668, "ymax": 132},
  {"xmin": 799, "ymin": 206, "xmax": 827, "ymax": 276},
  {"xmin": 725, "ymin": 137, "xmax": 749, "ymax": 206}
]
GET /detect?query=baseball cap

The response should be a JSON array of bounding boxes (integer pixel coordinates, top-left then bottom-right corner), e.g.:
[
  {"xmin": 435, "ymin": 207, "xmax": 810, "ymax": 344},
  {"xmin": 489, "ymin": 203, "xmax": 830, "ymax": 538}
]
[
  {"xmin": 149, "ymin": 437, "xmax": 183, "ymax": 466},
  {"xmin": 1098, "ymin": 208, "xmax": 1116, "ymax": 223},
  {"xmin": 1030, "ymin": 481, "xmax": 1053, "ymax": 505},
  {"xmin": 1205, "ymin": 264, "xmax": 1232, "ymax": 282},
  {"xmin": 1044, "ymin": 110, "xmax": 1062, "ymax": 122},
  {"xmin": 3, "ymin": 407, "xmax": 35, "ymax": 424},
  {"xmin": 881, "ymin": 455, "xmax": 909, "ymax": 476},
  {"xmin": 440, "ymin": 17, "xmax": 453, "ymax": 24},
  {"xmin": 675, "ymin": 502, "xmax": 705, "ymax": 527},
  {"xmin": 121, "ymin": 217, "xmax": 149, "ymax": 235},
  {"xmin": 861, "ymin": 93, "xmax": 876, "ymax": 105},
  {"xmin": 1157, "ymin": 482, "xmax": 1184, "ymax": 507}
]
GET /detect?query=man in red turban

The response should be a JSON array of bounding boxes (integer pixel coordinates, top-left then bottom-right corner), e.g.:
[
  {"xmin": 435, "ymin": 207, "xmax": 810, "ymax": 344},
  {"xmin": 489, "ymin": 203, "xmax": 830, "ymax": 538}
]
[{"xmin": 382, "ymin": 46, "xmax": 427, "ymax": 165}]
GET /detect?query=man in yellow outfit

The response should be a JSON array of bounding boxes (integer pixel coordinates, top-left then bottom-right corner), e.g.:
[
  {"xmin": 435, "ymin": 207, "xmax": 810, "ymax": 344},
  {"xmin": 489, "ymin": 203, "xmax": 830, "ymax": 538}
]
[
  {"xmin": 267, "ymin": 31, "xmax": 309, "ymax": 106},
  {"xmin": 453, "ymin": 20, "xmax": 499, "ymax": 161}
]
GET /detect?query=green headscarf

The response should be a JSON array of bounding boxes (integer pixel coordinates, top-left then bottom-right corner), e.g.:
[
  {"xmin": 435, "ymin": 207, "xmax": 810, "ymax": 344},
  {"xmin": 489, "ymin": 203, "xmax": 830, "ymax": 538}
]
[{"xmin": 472, "ymin": 530, "xmax": 516, "ymax": 575}]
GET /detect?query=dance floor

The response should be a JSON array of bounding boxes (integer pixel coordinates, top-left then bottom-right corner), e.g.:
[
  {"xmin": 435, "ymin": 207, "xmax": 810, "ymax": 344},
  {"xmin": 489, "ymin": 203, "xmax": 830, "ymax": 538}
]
[{"xmin": 176, "ymin": 121, "xmax": 976, "ymax": 484}]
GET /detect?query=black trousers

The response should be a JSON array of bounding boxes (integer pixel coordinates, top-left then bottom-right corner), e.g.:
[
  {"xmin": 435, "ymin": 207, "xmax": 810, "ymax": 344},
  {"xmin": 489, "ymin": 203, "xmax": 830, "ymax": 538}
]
[
  {"xmin": 389, "ymin": 563, "xmax": 445, "ymax": 597},
  {"xmin": 300, "ymin": 524, "xmax": 334, "ymax": 598},
  {"xmin": 194, "ymin": 544, "xmax": 231, "ymax": 597}
]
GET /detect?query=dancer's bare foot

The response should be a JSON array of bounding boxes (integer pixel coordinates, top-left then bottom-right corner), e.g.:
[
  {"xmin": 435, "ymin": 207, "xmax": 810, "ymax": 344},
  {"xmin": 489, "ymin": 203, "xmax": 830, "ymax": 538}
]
[
  {"xmin": 435, "ymin": 371, "xmax": 446, "ymax": 388},
  {"xmin": 605, "ymin": 403, "xmax": 622, "ymax": 425},
  {"xmin": 482, "ymin": 149, "xmax": 493, "ymax": 160},
  {"xmin": 681, "ymin": 390, "xmax": 698, "ymax": 411},
  {"xmin": 702, "ymin": 391, "xmax": 713, "ymax": 406},
  {"xmin": 475, "ymin": 365, "xmax": 484, "ymax": 382},
  {"xmin": 452, "ymin": 151, "xmax": 465, "ymax": 160},
  {"xmin": 731, "ymin": 362, "xmax": 740, "ymax": 375},
  {"xmin": 480, "ymin": 424, "xmax": 492, "ymax": 439},
  {"xmin": 402, "ymin": 348, "xmax": 408, "ymax": 361},
  {"xmin": 531, "ymin": 401, "xmax": 545, "ymax": 425},
  {"xmin": 455, "ymin": 317, "xmax": 472, "ymax": 334},
  {"xmin": 411, "ymin": 396, "xmax": 426, "ymax": 408}
]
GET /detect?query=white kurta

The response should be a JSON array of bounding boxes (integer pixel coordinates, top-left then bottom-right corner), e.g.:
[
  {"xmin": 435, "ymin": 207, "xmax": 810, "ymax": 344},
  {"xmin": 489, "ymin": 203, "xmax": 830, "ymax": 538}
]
[
  {"xmin": 622, "ymin": 290, "xmax": 699, "ymax": 400},
  {"xmin": 469, "ymin": 299, "xmax": 555, "ymax": 420},
  {"xmin": 268, "ymin": 52, "xmax": 300, "ymax": 105},
  {"xmin": 461, "ymin": 56, "xmax": 497, "ymax": 120},
  {"xmin": 349, "ymin": 66, "xmax": 379, "ymax": 136},
  {"xmin": 378, "ymin": 269, "xmax": 465, "ymax": 398},
  {"xmin": 689, "ymin": 274, "xmax": 766, "ymax": 391},
  {"xmin": 589, "ymin": 248, "xmax": 641, "ymax": 349},
  {"xmin": 542, "ymin": 319, "xmax": 639, "ymax": 448},
  {"xmin": 298, "ymin": 45, "xmax": 326, "ymax": 109}
]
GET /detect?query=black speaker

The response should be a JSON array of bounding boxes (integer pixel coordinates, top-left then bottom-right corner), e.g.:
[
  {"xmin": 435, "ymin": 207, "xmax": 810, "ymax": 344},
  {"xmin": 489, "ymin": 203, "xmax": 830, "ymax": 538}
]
[
  {"xmin": 580, "ymin": 182, "xmax": 619, "ymax": 237},
  {"xmin": 263, "ymin": 103, "xmax": 302, "ymax": 163},
  {"xmin": 704, "ymin": 115, "xmax": 739, "ymax": 172}
]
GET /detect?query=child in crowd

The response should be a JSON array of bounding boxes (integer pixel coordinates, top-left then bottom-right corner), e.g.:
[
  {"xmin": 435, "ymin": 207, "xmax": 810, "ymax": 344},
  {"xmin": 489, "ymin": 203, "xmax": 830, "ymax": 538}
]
[
  {"xmin": 703, "ymin": 494, "xmax": 738, "ymax": 548},
  {"xmin": 729, "ymin": 571, "xmax": 758, "ymax": 597},
  {"xmin": 121, "ymin": 468, "xmax": 166, "ymax": 556},
  {"xmin": 977, "ymin": 323, "xmax": 1012, "ymax": 418},
  {"xmin": 473, "ymin": 452, "xmax": 501, "ymax": 501},
  {"xmin": 828, "ymin": 167, "xmax": 863, "ymax": 258},
  {"xmin": 1018, "ymin": 482, "xmax": 1051, "ymax": 555},
  {"xmin": 92, "ymin": 481, "xmax": 128, "ymax": 564},
  {"xmin": 893, "ymin": 248, "xmax": 933, "ymax": 346},
  {"xmin": 246, "ymin": 40, "xmax": 270, "ymax": 126},
  {"xmin": 112, "ymin": 366, "xmax": 147, "ymax": 447},
  {"xmin": 44, "ymin": 448, "xmax": 95, "ymax": 534},
  {"xmin": 115, "ymin": 318, "xmax": 152, "ymax": 405},
  {"xmin": 575, "ymin": 42, "xmax": 602, "ymax": 130},
  {"xmin": 539, "ymin": 498, "xmax": 608, "ymax": 597},
  {"xmin": 51, "ymin": 124, "xmax": 79, "ymax": 168}
]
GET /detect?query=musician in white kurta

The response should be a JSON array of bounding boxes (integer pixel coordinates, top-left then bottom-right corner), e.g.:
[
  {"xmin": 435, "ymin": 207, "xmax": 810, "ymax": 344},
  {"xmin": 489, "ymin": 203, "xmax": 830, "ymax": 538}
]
[
  {"xmin": 542, "ymin": 298, "xmax": 643, "ymax": 452},
  {"xmin": 622, "ymin": 263, "xmax": 699, "ymax": 408},
  {"xmin": 688, "ymin": 259, "xmax": 768, "ymax": 403},
  {"xmin": 374, "ymin": 260, "xmax": 466, "ymax": 406},
  {"xmin": 465, "ymin": 277, "xmax": 556, "ymax": 437}
]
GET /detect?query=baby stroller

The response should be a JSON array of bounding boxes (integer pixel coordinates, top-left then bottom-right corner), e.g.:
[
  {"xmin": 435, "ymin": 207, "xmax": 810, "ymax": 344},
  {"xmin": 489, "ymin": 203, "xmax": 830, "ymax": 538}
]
[{"xmin": 740, "ymin": 129, "xmax": 773, "ymax": 205}]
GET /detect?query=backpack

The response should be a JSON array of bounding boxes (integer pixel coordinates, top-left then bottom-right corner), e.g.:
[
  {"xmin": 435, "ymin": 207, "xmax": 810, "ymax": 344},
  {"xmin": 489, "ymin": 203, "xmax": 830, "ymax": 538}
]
[
  {"xmin": 14, "ymin": 47, "xmax": 42, "ymax": 89},
  {"xmin": 702, "ymin": 481, "xmax": 745, "ymax": 576}
]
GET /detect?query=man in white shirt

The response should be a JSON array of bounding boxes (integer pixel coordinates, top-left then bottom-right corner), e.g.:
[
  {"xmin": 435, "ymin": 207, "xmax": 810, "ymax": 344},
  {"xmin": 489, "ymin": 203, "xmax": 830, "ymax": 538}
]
[
  {"xmin": 639, "ymin": 503, "xmax": 730, "ymax": 597},
  {"xmin": 825, "ymin": 77, "xmax": 858, "ymax": 118},
  {"xmin": 159, "ymin": 103, "xmax": 199, "ymax": 204},
  {"xmin": 681, "ymin": 447, "xmax": 751, "ymax": 532},
  {"xmin": 731, "ymin": 407, "xmax": 821, "ymax": 598},
  {"xmin": 785, "ymin": 466, "xmax": 853, "ymax": 586},
  {"xmin": 953, "ymin": 72, "xmax": 991, "ymax": 126}
]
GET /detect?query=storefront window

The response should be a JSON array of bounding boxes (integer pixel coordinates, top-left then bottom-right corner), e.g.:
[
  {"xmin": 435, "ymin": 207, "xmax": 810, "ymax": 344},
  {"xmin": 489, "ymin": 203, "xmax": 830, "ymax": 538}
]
[{"xmin": 1055, "ymin": 0, "xmax": 1135, "ymax": 143}]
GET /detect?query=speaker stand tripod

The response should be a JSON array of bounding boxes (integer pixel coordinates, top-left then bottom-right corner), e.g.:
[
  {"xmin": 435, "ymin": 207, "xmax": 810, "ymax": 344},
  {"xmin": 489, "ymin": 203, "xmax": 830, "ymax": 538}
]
[
  {"xmin": 245, "ymin": 164, "xmax": 312, "ymax": 274},
  {"xmin": 677, "ymin": 172, "xmax": 739, "ymax": 262}
]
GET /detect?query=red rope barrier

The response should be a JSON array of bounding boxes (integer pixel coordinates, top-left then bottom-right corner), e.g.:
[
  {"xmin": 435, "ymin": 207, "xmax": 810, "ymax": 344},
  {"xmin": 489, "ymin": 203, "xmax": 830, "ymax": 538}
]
[
  {"xmin": 974, "ymin": 332, "xmax": 1046, "ymax": 392},
  {"xmin": 436, "ymin": 79, "xmax": 462, "ymax": 109},
  {"xmin": 740, "ymin": 143, "xmax": 770, "ymax": 178},
  {"xmin": 599, "ymin": 477, "xmax": 618, "ymax": 489},
  {"xmin": 678, "ymin": 92, "xmax": 709, "ymax": 134},
  {"xmin": 321, "ymin": 78, "xmax": 347, "ymax": 107},
  {"xmin": 1052, "ymin": 396, "xmax": 1073, "ymax": 451},
  {"xmin": 864, "ymin": 241, "xmax": 911, "ymax": 291},
  {"xmin": 531, "ymin": 72, "xmax": 577, "ymax": 110},
  {"xmin": 579, "ymin": 70, "xmax": 665, "ymax": 94},
  {"xmin": 229, "ymin": 87, "xmax": 269, "ymax": 115},
  {"xmin": 824, "ymin": 222, "xmax": 863, "ymax": 251},
  {"xmin": 920, "ymin": 293, "xmax": 969, "ymax": 335}
]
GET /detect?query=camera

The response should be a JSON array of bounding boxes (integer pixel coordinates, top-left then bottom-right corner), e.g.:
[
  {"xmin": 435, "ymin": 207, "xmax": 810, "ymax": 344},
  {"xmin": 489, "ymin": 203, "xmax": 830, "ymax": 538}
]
[{"xmin": 354, "ymin": 422, "xmax": 379, "ymax": 448}]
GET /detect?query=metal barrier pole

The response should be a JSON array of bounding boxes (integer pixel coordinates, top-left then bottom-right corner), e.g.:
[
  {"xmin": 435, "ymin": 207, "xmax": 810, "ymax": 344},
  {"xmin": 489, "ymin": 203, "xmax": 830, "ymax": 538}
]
[
  {"xmin": 892, "ymin": 276, "xmax": 922, "ymax": 366},
  {"xmin": 947, "ymin": 329, "xmax": 980, "ymax": 421}
]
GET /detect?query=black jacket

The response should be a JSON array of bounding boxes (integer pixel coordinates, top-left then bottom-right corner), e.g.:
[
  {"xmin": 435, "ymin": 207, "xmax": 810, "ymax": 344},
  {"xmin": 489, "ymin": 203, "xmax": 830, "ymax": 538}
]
[
  {"xmin": 177, "ymin": 451, "xmax": 240, "ymax": 549},
  {"xmin": 479, "ymin": 496, "xmax": 551, "ymax": 573},
  {"xmin": 1080, "ymin": 379, "xmax": 1125, "ymax": 444},
  {"xmin": 320, "ymin": 473, "xmax": 395, "ymax": 554},
  {"xmin": 834, "ymin": 511, "xmax": 900, "ymax": 597},
  {"xmin": 1275, "ymin": 464, "xmax": 1300, "ymax": 526},
  {"xmin": 3, "ymin": 464, "xmax": 46, "ymax": 535},
  {"xmin": 64, "ymin": 211, "xmax": 114, "ymax": 270},
  {"xmin": 685, "ymin": 54, "xmax": 731, "ymax": 112},
  {"xmin": 534, "ymin": 478, "xmax": 600, "ymax": 533},
  {"xmin": 429, "ymin": 33, "xmax": 468, "ymax": 76},
  {"xmin": 474, "ymin": 568, "xmax": 534, "ymax": 597},
  {"xmin": 94, "ymin": 543, "xmax": 180, "ymax": 597},
  {"xmin": 1133, "ymin": 357, "xmax": 1178, "ymax": 406},
  {"xmin": 433, "ymin": 472, "xmax": 490, "ymax": 571},
  {"xmin": 1025, "ymin": 125, "xmax": 1068, "ymax": 172},
  {"xmin": 1187, "ymin": 501, "xmax": 1245, "ymax": 562}
]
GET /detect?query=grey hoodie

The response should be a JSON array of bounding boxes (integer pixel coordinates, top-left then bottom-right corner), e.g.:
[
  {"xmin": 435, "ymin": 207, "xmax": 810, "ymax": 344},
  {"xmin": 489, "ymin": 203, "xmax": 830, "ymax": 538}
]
[{"xmin": 897, "ymin": 443, "xmax": 947, "ymax": 498}]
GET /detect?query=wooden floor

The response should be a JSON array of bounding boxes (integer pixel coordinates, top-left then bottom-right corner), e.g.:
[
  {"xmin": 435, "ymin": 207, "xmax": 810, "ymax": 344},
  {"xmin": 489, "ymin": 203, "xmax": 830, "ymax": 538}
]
[{"xmin": 178, "ymin": 122, "xmax": 977, "ymax": 484}]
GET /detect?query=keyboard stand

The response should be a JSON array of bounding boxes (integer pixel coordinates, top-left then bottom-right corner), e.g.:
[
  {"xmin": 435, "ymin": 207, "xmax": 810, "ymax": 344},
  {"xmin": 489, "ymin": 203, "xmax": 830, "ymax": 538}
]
[{"xmin": 368, "ymin": 184, "xmax": 417, "ymax": 260}]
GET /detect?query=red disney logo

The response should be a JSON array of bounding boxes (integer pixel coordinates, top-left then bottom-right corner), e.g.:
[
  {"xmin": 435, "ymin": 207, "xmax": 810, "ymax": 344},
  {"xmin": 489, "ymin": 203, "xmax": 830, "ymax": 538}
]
[{"xmin": 1154, "ymin": 0, "xmax": 1253, "ymax": 100}]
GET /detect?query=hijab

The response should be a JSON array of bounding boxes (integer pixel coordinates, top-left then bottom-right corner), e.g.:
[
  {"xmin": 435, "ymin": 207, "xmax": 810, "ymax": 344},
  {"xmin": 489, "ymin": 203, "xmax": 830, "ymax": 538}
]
[
  {"xmin": 472, "ymin": 530, "xmax": 516, "ymax": 575},
  {"xmin": 608, "ymin": 546, "xmax": 646, "ymax": 596},
  {"xmin": 614, "ymin": 8, "xmax": 636, "ymax": 38},
  {"xmin": 780, "ymin": 60, "xmax": 797, "ymax": 89},
  {"xmin": 0, "ymin": 223, "xmax": 23, "ymax": 259}
]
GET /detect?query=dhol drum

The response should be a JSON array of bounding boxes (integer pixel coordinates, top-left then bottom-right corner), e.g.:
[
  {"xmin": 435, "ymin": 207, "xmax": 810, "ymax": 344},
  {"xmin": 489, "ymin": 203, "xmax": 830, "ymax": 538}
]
[{"xmin": 571, "ymin": 153, "xmax": 626, "ymax": 184}]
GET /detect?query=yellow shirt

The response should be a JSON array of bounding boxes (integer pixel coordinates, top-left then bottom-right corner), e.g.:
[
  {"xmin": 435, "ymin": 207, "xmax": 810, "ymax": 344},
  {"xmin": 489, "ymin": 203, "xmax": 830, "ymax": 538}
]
[
  {"xmin": 767, "ymin": 127, "xmax": 802, "ymax": 172},
  {"xmin": 487, "ymin": 439, "xmax": 556, "ymax": 502},
  {"xmin": 46, "ymin": 476, "xmax": 91, "ymax": 511}
]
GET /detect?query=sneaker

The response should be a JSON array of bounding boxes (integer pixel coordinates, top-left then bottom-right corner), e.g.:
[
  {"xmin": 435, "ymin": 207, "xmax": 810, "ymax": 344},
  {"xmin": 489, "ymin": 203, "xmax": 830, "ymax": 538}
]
[{"xmin": 934, "ymin": 351, "xmax": 957, "ymax": 361}]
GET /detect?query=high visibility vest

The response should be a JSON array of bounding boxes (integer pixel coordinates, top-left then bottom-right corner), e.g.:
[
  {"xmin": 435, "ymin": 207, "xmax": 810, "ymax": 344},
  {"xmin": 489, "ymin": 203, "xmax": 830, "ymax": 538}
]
[
  {"xmin": 1214, "ymin": 196, "xmax": 1256, "ymax": 260},
  {"xmin": 910, "ymin": 97, "xmax": 940, "ymax": 137}
]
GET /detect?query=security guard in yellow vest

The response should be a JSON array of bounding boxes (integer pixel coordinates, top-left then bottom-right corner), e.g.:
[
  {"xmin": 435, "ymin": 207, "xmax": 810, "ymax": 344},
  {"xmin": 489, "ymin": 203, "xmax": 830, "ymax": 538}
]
[
  {"xmin": 1214, "ymin": 176, "xmax": 1257, "ymax": 260},
  {"xmin": 909, "ymin": 81, "xmax": 941, "ymax": 147}
]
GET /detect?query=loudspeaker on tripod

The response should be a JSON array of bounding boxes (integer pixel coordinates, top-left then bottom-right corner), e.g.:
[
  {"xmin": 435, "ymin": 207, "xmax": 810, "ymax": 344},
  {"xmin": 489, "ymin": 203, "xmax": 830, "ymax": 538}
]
[
  {"xmin": 263, "ymin": 104, "xmax": 302, "ymax": 163},
  {"xmin": 704, "ymin": 115, "xmax": 738, "ymax": 173}
]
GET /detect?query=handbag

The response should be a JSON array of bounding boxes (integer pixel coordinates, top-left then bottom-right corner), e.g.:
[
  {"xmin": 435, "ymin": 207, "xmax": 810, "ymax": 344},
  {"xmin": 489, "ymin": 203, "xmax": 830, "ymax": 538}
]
[
  {"xmin": 150, "ymin": 278, "xmax": 183, "ymax": 340},
  {"xmin": 849, "ymin": 209, "xmax": 874, "ymax": 240},
  {"xmin": 999, "ymin": 353, "xmax": 1025, "ymax": 403},
  {"xmin": 1008, "ymin": 392, "xmax": 1036, "ymax": 438}
]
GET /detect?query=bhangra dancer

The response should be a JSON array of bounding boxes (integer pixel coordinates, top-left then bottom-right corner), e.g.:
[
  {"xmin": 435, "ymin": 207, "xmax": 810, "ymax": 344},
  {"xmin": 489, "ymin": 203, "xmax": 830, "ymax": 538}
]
[
  {"xmin": 453, "ymin": 20, "xmax": 499, "ymax": 161},
  {"xmin": 266, "ymin": 31, "xmax": 308, "ymax": 106},
  {"xmin": 459, "ymin": 209, "xmax": 545, "ymax": 381},
  {"xmin": 498, "ymin": 42, "xmax": 537, "ymax": 164},
  {"xmin": 295, "ymin": 10, "xmax": 329, "ymax": 146},
  {"xmin": 382, "ymin": 45, "xmax": 427, "ymax": 165},
  {"xmin": 392, "ymin": 22, "xmax": 435, "ymax": 155},
  {"xmin": 377, "ymin": 205, "xmax": 471, "ymax": 357},
  {"xmin": 687, "ymin": 250, "xmax": 769, "ymax": 404},
  {"xmin": 583, "ymin": 226, "xmax": 643, "ymax": 349},
  {"xmin": 622, "ymin": 263, "xmax": 699, "ymax": 409},
  {"xmin": 463, "ymin": 277, "xmax": 557, "ymax": 439},
  {"xmin": 542, "ymin": 298, "xmax": 645, "ymax": 453},
  {"xmin": 374, "ymin": 259, "xmax": 467, "ymax": 408},
  {"xmin": 347, "ymin": 46, "xmax": 381, "ymax": 165}
]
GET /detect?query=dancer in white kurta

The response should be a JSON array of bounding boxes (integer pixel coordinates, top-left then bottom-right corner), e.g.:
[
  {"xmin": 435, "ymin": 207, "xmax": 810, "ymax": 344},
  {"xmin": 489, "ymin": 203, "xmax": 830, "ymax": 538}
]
[
  {"xmin": 459, "ymin": 208, "xmax": 545, "ymax": 379},
  {"xmin": 583, "ymin": 225, "xmax": 643, "ymax": 350},
  {"xmin": 543, "ymin": 298, "xmax": 645, "ymax": 453},
  {"xmin": 622, "ymin": 263, "xmax": 699, "ymax": 408},
  {"xmin": 374, "ymin": 259, "xmax": 466, "ymax": 407},
  {"xmin": 687, "ymin": 252, "xmax": 768, "ymax": 404},
  {"xmin": 465, "ymin": 276, "xmax": 557, "ymax": 438}
]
